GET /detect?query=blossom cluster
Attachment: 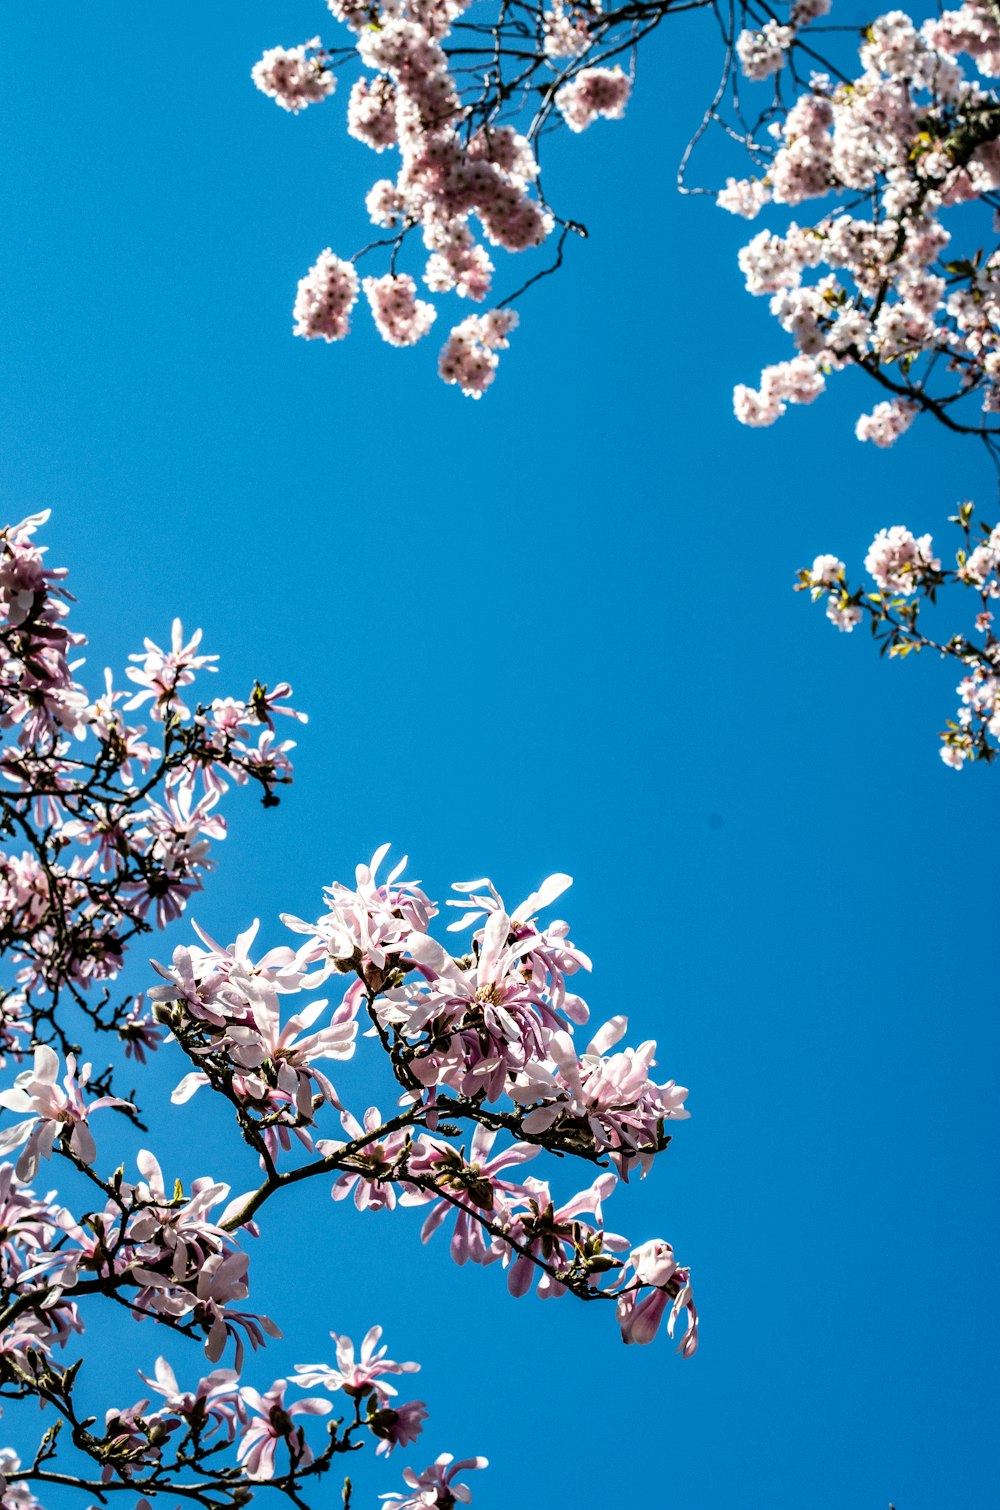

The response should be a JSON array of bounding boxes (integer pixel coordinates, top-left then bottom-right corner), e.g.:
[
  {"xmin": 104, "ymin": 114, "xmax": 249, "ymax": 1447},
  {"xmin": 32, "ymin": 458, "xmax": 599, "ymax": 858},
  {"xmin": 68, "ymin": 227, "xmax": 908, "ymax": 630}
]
[
  {"xmin": 0, "ymin": 1144, "xmax": 437, "ymax": 1492},
  {"xmin": 251, "ymin": 38, "xmax": 335, "ymax": 113},
  {"xmin": 0, "ymin": 529, "xmax": 699, "ymax": 1510},
  {"xmin": 0, "ymin": 1033, "xmax": 461, "ymax": 1505},
  {"xmin": 0, "ymin": 1110, "xmax": 281, "ymax": 1366},
  {"xmin": 720, "ymin": 2, "xmax": 1000, "ymax": 443},
  {"xmin": 555, "ymin": 66, "xmax": 632, "ymax": 132},
  {"xmin": 253, "ymin": 1, "xmax": 650, "ymax": 394},
  {"xmin": 249, "ymin": 0, "xmax": 1000, "ymax": 443},
  {"xmin": 0, "ymin": 854, "xmax": 696, "ymax": 1509},
  {"xmin": 0, "ymin": 511, "xmax": 303, "ymax": 1066},
  {"xmin": 147, "ymin": 849, "xmax": 697, "ymax": 1355},
  {"xmin": 798, "ymin": 501, "xmax": 1000, "ymax": 767}
]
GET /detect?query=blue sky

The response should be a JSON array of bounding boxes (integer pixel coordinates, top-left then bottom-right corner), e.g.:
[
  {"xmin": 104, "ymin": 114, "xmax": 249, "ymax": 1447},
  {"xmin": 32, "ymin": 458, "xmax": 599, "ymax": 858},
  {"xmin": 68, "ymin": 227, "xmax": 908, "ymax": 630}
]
[{"xmin": 1, "ymin": 2, "xmax": 998, "ymax": 1507}]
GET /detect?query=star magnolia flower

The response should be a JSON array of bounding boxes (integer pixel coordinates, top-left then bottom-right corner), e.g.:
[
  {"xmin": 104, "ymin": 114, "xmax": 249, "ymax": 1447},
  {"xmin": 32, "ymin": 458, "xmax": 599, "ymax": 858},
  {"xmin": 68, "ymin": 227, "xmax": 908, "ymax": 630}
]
[
  {"xmin": 293, "ymin": 1324, "xmax": 419, "ymax": 1399},
  {"xmin": 445, "ymin": 872, "xmax": 591, "ymax": 1022},
  {"xmin": 0, "ymin": 1450, "xmax": 41, "ymax": 1510},
  {"xmin": 445, "ymin": 870, "xmax": 573, "ymax": 932},
  {"xmin": 505, "ymin": 1171, "xmax": 624, "ymax": 1299},
  {"xmin": 615, "ymin": 1241, "xmax": 699, "ymax": 1352},
  {"xmin": 408, "ymin": 1124, "xmax": 538, "ymax": 1265},
  {"xmin": 380, "ymin": 1453, "xmax": 489, "ymax": 1510},
  {"xmin": 0, "ymin": 1045, "xmax": 131, "ymax": 1180},
  {"xmin": 520, "ymin": 1016, "xmax": 689, "ymax": 1176},
  {"xmin": 281, "ymin": 844, "xmax": 435, "ymax": 978},
  {"xmin": 236, "ymin": 1380, "xmax": 332, "ymax": 1480},
  {"xmin": 629, "ymin": 1237, "xmax": 679, "ymax": 1287},
  {"xmin": 124, "ymin": 619, "xmax": 218, "ymax": 720},
  {"xmin": 402, "ymin": 907, "xmax": 539, "ymax": 1034},
  {"xmin": 324, "ymin": 1108, "xmax": 411, "ymax": 1210},
  {"xmin": 139, "ymin": 1356, "xmax": 242, "ymax": 1441},
  {"xmin": 368, "ymin": 1397, "xmax": 428, "ymax": 1456}
]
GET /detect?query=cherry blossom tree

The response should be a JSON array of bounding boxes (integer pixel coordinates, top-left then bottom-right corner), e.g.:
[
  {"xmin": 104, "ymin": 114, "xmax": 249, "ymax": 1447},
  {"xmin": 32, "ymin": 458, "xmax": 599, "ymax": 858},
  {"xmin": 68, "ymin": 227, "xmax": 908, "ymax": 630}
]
[
  {"xmin": 716, "ymin": 1, "xmax": 1000, "ymax": 769},
  {"xmin": 0, "ymin": 512, "xmax": 696, "ymax": 1510},
  {"xmin": 250, "ymin": 0, "xmax": 1000, "ymax": 769},
  {"xmin": 249, "ymin": 0, "xmax": 1000, "ymax": 422}
]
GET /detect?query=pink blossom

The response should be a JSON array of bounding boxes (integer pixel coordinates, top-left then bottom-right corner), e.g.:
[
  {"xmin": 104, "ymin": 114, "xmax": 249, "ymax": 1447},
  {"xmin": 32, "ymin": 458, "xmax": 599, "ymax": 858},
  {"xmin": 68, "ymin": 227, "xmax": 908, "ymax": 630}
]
[
  {"xmin": 543, "ymin": 3, "xmax": 593, "ymax": 57},
  {"xmin": 736, "ymin": 22, "xmax": 793, "ymax": 81},
  {"xmin": 0, "ymin": 1045, "xmax": 131, "ymax": 1180},
  {"xmin": 385, "ymin": 907, "xmax": 550, "ymax": 1098},
  {"xmin": 369, "ymin": 1397, "xmax": 428, "ymax": 1455},
  {"xmin": 237, "ymin": 1380, "xmax": 332, "ymax": 1480},
  {"xmin": 124, "ymin": 619, "xmax": 218, "ymax": 720},
  {"xmin": 325, "ymin": 1107, "xmax": 411, "ymax": 1209},
  {"xmin": 734, "ymin": 356, "xmax": 825, "ymax": 428},
  {"xmin": 555, "ymin": 67, "xmax": 632, "ymax": 132},
  {"xmin": 717, "ymin": 177, "xmax": 771, "ymax": 219},
  {"xmin": 519, "ymin": 1019, "xmax": 689, "ymax": 1177},
  {"xmin": 140, "ymin": 1356, "xmax": 242, "ymax": 1441},
  {"xmin": 0, "ymin": 1451, "xmax": 41, "ymax": 1510},
  {"xmin": 438, "ymin": 309, "xmax": 518, "ymax": 397},
  {"xmin": 826, "ymin": 596, "xmax": 862, "ymax": 632},
  {"xmin": 348, "ymin": 77, "xmax": 398, "ymax": 150},
  {"xmin": 615, "ymin": 1242, "xmax": 698, "ymax": 1352},
  {"xmin": 248, "ymin": 679, "xmax": 307, "ymax": 729},
  {"xmin": 409, "ymin": 1124, "xmax": 538, "ymax": 1264},
  {"xmin": 195, "ymin": 1251, "xmax": 282, "ymax": 1366},
  {"xmin": 281, "ymin": 843, "xmax": 435, "ymax": 979},
  {"xmin": 293, "ymin": 250, "xmax": 360, "ymax": 342},
  {"xmin": 855, "ymin": 399, "xmax": 919, "ymax": 447},
  {"xmin": 865, "ymin": 525, "xmax": 940, "ymax": 595},
  {"xmin": 504, "ymin": 1171, "xmax": 623, "ymax": 1298},
  {"xmin": 252, "ymin": 39, "xmax": 335, "ymax": 113},
  {"xmin": 364, "ymin": 274, "xmax": 437, "ymax": 346},
  {"xmin": 293, "ymin": 1324, "xmax": 419, "ymax": 1398},
  {"xmin": 380, "ymin": 1454, "xmax": 488, "ymax": 1510},
  {"xmin": 806, "ymin": 555, "xmax": 844, "ymax": 593}
]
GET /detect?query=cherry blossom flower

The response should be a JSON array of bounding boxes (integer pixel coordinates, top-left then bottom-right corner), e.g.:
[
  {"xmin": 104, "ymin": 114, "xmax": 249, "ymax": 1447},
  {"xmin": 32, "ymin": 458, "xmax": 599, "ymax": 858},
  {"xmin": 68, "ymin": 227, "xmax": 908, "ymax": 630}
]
[
  {"xmin": 252, "ymin": 39, "xmax": 335, "ymax": 113},
  {"xmin": 865, "ymin": 526, "xmax": 940, "ymax": 595},
  {"xmin": 855, "ymin": 400, "xmax": 919, "ymax": 448},
  {"xmin": 293, "ymin": 251, "xmax": 360, "ymax": 342},
  {"xmin": 364, "ymin": 274, "xmax": 437, "ymax": 346},
  {"xmin": 555, "ymin": 67, "xmax": 632, "ymax": 132},
  {"xmin": 437, "ymin": 310, "xmax": 518, "ymax": 398},
  {"xmin": 736, "ymin": 21, "xmax": 793, "ymax": 81},
  {"xmin": 543, "ymin": 3, "xmax": 593, "ymax": 58},
  {"xmin": 723, "ymin": 5, "xmax": 1000, "ymax": 440}
]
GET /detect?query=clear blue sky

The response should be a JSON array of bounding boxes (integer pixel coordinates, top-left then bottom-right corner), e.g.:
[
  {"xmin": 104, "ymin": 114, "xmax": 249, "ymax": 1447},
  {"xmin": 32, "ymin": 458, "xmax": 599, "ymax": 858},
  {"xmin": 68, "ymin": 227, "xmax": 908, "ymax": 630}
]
[{"xmin": 1, "ymin": 3, "xmax": 997, "ymax": 1508}]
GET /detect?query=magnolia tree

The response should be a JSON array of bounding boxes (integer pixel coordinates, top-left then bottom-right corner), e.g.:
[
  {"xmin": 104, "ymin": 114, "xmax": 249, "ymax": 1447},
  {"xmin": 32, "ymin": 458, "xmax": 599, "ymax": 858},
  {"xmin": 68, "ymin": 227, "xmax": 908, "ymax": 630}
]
[
  {"xmin": 0, "ymin": 511, "xmax": 696, "ymax": 1510},
  {"xmin": 251, "ymin": 0, "xmax": 1000, "ymax": 768}
]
